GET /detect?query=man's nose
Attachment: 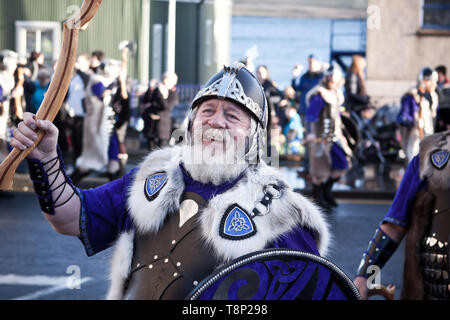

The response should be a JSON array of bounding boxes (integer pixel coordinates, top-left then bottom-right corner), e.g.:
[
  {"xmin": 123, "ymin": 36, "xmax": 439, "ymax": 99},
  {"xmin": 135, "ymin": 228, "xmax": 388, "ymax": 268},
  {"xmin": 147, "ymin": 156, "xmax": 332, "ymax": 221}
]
[{"xmin": 207, "ymin": 110, "xmax": 226, "ymax": 128}]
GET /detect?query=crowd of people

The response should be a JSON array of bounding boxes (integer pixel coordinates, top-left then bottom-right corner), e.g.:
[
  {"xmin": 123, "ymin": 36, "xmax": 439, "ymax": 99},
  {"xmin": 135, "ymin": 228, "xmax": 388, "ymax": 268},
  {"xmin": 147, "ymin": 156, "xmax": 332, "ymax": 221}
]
[
  {"xmin": 0, "ymin": 47, "xmax": 179, "ymax": 187},
  {"xmin": 240, "ymin": 54, "xmax": 450, "ymax": 212},
  {"xmin": 1, "ymin": 48, "xmax": 449, "ymax": 212}
]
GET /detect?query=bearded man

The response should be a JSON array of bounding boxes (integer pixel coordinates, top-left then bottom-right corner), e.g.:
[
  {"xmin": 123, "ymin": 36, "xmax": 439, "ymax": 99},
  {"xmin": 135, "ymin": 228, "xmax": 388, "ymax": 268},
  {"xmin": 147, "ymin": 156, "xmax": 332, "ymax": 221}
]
[
  {"xmin": 397, "ymin": 67, "xmax": 439, "ymax": 161},
  {"xmin": 11, "ymin": 63, "xmax": 331, "ymax": 300}
]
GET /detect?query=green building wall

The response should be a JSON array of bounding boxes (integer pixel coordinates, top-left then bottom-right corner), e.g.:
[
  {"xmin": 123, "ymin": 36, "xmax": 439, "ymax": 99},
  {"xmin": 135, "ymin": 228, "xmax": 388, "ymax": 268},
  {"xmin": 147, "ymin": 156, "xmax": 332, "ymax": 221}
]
[
  {"xmin": 0, "ymin": 0, "xmax": 142, "ymax": 79},
  {"xmin": 0, "ymin": 0, "xmax": 232, "ymax": 85}
]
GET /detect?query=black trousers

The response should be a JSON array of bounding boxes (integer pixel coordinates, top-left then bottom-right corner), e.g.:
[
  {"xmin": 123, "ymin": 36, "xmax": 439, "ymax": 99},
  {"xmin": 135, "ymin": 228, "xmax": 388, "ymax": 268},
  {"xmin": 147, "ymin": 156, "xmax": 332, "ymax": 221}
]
[{"xmin": 71, "ymin": 116, "xmax": 84, "ymax": 166}]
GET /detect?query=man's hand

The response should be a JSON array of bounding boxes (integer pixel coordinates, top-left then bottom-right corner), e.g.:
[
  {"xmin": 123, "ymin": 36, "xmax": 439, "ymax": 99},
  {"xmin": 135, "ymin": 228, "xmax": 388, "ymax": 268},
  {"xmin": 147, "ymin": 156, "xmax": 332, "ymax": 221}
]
[
  {"xmin": 10, "ymin": 112, "xmax": 59, "ymax": 161},
  {"xmin": 353, "ymin": 276, "xmax": 369, "ymax": 300}
]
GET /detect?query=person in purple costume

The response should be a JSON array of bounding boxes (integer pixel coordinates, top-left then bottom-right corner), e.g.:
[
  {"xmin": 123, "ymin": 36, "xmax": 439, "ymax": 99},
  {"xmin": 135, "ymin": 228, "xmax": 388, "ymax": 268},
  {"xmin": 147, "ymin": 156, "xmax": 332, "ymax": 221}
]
[
  {"xmin": 397, "ymin": 67, "xmax": 439, "ymax": 161},
  {"xmin": 70, "ymin": 59, "xmax": 120, "ymax": 184},
  {"xmin": 11, "ymin": 63, "xmax": 331, "ymax": 300},
  {"xmin": 354, "ymin": 130, "xmax": 450, "ymax": 300},
  {"xmin": 305, "ymin": 66, "xmax": 352, "ymax": 211}
]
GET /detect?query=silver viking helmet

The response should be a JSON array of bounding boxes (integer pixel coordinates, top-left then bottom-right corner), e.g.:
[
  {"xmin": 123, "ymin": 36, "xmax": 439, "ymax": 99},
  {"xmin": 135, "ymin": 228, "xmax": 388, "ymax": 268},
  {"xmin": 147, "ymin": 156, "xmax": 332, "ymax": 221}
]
[
  {"xmin": 322, "ymin": 65, "xmax": 343, "ymax": 85},
  {"xmin": 418, "ymin": 67, "xmax": 439, "ymax": 84},
  {"xmin": 186, "ymin": 63, "xmax": 269, "ymax": 163}
]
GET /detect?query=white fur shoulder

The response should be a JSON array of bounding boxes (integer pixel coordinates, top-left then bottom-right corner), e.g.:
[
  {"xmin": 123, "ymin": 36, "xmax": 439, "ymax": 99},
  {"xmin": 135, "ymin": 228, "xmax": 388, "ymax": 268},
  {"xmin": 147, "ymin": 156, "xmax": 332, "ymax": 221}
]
[
  {"xmin": 306, "ymin": 85, "xmax": 344, "ymax": 108},
  {"xmin": 127, "ymin": 145, "xmax": 185, "ymax": 234},
  {"xmin": 127, "ymin": 148, "xmax": 331, "ymax": 258},
  {"xmin": 199, "ymin": 163, "xmax": 331, "ymax": 262},
  {"xmin": 108, "ymin": 148, "xmax": 331, "ymax": 299}
]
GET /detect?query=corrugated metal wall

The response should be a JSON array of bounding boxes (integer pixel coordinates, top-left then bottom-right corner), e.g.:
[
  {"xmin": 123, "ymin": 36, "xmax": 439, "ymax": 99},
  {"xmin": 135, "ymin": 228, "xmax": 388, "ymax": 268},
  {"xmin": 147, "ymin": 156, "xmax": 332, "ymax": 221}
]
[
  {"xmin": 0, "ymin": 0, "xmax": 232, "ymax": 85},
  {"xmin": 0, "ymin": 0, "xmax": 142, "ymax": 79}
]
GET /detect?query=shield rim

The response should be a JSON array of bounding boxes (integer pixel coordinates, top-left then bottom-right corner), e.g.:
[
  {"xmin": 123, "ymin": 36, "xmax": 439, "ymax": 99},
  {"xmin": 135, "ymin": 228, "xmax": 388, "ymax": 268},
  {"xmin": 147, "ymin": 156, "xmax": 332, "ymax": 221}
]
[{"xmin": 186, "ymin": 248, "xmax": 361, "ymax": 300}]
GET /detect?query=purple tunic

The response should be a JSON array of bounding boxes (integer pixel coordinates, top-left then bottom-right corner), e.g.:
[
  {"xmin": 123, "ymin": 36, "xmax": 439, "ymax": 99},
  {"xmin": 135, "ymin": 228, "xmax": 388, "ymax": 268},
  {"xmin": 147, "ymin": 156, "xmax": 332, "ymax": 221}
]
[
  {"xmin": 78, "ymin": 169, "xmax": 137, "ymax": 256},
  {"xmin": 0, "ymin": 85, "xmax": 5, "ymax": 102},
  {"xmin": 305, "ymin": 93, "xmax": 326, "ymax": 123},
  {"xmin": 108, "ymin": 130, "xmax": 119, "ymax": 161},
  {"xmin": 179, "ymin": 163, "xmax": 244, "ymax": 201},
  {"xmin": 330, "ymin": 143, "xmax": 349, "ymax": 170},
  {"xmin": 91, "ymin": 81, "xmax": 105, "ymax": 100},
  {"xmin": 78, "ymin": 164, "xmax": 320, "ymax": 257},
  {"xmin": 382, "ymin": 155, "xmax": 425, "ymax": 227},
  {"xmin": 396, "ymin": 94, "xmax": 418, "ymax": 127},
  {"xmin": 306, "ymin": 93, "xmax": 349, "ymax": 170}
]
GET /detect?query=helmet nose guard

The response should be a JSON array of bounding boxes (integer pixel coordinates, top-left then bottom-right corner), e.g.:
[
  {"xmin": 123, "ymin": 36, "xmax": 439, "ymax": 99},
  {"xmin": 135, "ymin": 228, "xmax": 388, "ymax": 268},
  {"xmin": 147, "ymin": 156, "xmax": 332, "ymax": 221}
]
[{"xmin": 190, "ymin": 63, "xmax": 268, "ymax": 129}]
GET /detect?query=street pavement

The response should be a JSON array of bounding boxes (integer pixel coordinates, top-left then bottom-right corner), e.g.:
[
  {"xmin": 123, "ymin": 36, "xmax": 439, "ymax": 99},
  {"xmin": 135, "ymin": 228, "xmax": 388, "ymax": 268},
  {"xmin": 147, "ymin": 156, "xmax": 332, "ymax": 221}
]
[{"xmin": 0, "ymin": 191, "xmax": 404, "ymax": 300}]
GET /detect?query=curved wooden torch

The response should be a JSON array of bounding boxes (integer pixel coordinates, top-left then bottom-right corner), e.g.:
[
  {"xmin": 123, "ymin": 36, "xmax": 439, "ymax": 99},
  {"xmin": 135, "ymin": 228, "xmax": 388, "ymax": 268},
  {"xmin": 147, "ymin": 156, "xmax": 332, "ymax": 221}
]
[{"xmin": 0, "ymin": 0, "xmax": 102, "ymax": 190}]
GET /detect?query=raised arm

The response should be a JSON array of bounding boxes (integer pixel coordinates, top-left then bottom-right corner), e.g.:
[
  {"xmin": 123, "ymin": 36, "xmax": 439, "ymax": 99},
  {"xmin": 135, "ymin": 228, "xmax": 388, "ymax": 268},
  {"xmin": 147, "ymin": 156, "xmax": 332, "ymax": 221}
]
[
  {"xmin": 10, "ymin": 112, "xmax": 81, "ymax": 236},
  {"xmin": 0, "ymin": 0, "xmax": 102, "ymax": 190}
]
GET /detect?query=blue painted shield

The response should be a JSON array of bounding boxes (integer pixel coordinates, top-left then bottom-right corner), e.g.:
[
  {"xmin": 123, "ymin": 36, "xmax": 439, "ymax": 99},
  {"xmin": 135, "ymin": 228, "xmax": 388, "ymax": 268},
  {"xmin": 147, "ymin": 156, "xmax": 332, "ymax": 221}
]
[
  {"xmin": 144, "ymin": 172, "xmax": 168, "ymax": 201},
  {"xmin": 431, "ymin": 150, "xmax": 450, "ymax": 169},
  {"xmin": 186, "ymin": 249, "xmax": 360, "ymax": 300},
  {"xmin": 219, "ymin": 205, "xmax": 256, "ymax": 240}
]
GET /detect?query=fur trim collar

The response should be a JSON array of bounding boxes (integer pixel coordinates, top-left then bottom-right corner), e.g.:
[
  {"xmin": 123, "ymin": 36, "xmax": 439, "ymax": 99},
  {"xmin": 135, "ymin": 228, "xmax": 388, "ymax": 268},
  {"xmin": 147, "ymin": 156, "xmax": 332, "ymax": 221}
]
[
  {"xmin": 306, "ymin": 85, "xmax": 345, "ymax": 108},
  {"xmin": 109, "ymin": 145, "xmax": 331, "ymax": 299},
  {"xmin": 106, "ymin": 230, "xmax": 135, "ymax": 300},
  {"xmin": 127, "ymin": 145, "xmax": 185, "ymax": 234},
  {"xmin": 406, "ymin": 87, "xmax": 439, "ymax": 112},
  {"xmin": 127, "ymin": 144, "xmax": 330, "ymax": 259},
  {"xmin": 199, "ymin": 164, "xmax": 331, "ymax": 261}
]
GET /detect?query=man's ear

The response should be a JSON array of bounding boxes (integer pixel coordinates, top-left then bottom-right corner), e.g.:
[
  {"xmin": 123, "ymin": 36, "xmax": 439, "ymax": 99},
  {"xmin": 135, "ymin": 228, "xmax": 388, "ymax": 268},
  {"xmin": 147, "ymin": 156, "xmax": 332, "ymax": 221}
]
[{"xmin": 187, "ymin": 108, "xmax": 198, "ymax": 131}]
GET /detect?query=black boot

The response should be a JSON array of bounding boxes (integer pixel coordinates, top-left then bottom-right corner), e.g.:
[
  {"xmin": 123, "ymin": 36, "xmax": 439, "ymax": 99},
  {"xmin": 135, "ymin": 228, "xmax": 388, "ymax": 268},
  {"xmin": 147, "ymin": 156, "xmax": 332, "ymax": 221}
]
[
  {"xmin": 107, "ymin": 170, "xmax": 122, "ymax": 182},
  {"xmin": 323, "ymin": 177, "xmax": 339, "ymax": 207},
  {"xmin": 312, "ymin": 183, "xmax": 332, "ymax": 212},
  {"xmin": 70, "ymin": 168, "xmax": 92, "ymax": 185}
]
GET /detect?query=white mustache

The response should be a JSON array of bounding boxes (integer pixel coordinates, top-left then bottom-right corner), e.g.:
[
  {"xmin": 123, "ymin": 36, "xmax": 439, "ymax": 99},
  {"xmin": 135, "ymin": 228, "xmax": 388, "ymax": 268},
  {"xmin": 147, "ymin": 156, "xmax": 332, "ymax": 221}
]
[{"xmin": 202, "ymin": 129, "xmax": 226, "ymax": 142}]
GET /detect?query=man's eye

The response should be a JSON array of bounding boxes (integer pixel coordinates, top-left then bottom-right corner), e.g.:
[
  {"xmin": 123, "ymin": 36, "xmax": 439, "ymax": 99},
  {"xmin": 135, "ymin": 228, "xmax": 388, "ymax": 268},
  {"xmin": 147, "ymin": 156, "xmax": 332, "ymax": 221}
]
[{"xmin": 226, "ymin": 113, "xmax": 239, "ymax": 120}]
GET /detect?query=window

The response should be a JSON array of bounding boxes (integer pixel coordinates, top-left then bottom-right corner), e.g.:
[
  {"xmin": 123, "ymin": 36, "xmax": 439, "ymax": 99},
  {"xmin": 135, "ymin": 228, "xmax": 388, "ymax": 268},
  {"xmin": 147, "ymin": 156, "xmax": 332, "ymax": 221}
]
[
  {"xmin": 422, "ymin": 0, "xmax": 450, "ymax": 30},
  {"xmin": 15, "ymin": 21, "xmax": 61, "ymax": 66}
]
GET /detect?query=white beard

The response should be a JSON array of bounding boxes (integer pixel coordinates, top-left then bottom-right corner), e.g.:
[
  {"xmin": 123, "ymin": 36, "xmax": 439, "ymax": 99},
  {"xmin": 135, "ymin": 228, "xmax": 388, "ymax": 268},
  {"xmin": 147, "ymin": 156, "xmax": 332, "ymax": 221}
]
[{"xmin": 182, "ymin": 127, "xmax": 249, "ymax": 185}]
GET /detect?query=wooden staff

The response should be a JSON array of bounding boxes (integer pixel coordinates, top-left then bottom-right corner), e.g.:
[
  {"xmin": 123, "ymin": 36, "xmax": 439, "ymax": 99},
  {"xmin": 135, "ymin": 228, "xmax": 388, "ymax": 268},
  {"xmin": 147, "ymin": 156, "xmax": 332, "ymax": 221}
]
[{"xmin": 0, "ymin": 0, "xmax": 102, "ymax": 190}]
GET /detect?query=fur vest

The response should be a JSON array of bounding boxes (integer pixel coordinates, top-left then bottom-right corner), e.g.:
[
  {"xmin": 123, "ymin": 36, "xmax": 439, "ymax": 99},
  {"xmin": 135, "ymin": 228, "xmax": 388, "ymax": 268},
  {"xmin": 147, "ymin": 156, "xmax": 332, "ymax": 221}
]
[
  {"xmin": 106, "ymin": 145, "xmax": 331, "ymax": 299},
  {"xmin": 406, "ymin": 87, "xmax": 439, "ymax": 136},
  {"xmin": 306, "ymin": 85, "xmax": 351, "ymax": 155}
]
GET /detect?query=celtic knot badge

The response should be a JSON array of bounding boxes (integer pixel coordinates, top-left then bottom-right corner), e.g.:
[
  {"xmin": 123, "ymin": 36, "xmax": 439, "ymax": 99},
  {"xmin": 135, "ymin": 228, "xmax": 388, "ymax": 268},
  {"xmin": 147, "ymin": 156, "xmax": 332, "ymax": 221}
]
[
  {"xmin": 144, "ymin": 172, "xmax": 168, "ymax": 201},
  {"xmin": 220, "ymin": 204, "xmax": 256, "ymax": 240},
  {"xmin": 430, "ymin": 150, "xmax": 449, "ymax": 169}
]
